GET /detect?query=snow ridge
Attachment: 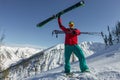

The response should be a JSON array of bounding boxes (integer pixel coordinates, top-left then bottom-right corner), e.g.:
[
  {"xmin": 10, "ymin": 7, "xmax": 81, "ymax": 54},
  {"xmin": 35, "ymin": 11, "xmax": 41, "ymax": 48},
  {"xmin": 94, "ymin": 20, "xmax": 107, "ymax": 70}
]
[
  {"xmin": 0, "ymin": 42, "xmax": 104, "ymax": 80},
  {"xmin": 0, "ymin": 46, "xmax": 43, "ymax": 71},
  {"xmin": 27, "ymin": 43, "xmax": 120, "ymax": 80}
]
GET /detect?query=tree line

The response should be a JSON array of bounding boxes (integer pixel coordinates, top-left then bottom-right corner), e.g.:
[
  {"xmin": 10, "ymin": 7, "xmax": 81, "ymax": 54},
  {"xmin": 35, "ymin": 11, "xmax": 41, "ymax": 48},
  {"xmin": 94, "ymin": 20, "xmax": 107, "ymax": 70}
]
[{"xmin": 101, "ymin": 21, "xmax": 120, "ymax": 46}]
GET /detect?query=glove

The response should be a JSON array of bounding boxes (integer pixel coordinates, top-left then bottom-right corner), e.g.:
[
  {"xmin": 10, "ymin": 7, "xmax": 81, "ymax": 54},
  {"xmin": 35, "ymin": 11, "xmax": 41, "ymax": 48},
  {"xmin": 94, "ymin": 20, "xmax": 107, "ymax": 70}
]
[
  {"xmin": 53, "ymin": 13, "xmax": 61, "ymax": 19},
  {"xmin": 58, "ymin": 11, "xmax": 63, "ymax": 18},
  {"xmin": 58, "ymin": 14, "xmax": 61, "ymax": 18}
]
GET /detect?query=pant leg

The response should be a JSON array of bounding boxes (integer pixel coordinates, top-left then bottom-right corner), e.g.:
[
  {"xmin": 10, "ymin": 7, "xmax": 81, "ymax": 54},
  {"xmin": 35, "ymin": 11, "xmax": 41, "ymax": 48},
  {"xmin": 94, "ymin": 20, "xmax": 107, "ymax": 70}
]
[
  {"xmin": 64, "ymin": 45, "xmax": 73, "ymax": 73},
  {"xmin": 73, "ymin": 45, "xmax": 89, "ymax": 72}
]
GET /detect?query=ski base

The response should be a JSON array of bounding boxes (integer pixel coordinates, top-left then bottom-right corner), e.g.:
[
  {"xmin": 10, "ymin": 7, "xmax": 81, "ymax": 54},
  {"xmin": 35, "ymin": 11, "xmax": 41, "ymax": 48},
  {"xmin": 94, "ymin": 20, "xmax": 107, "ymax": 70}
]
[{"xmin": 62, "ymin": 71, "xmax": 98, "ymax": 80}]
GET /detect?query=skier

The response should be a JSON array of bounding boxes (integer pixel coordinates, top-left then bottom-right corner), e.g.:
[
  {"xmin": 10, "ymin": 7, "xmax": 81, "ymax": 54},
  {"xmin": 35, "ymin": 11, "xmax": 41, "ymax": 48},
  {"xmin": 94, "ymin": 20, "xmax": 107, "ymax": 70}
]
[{"xmin": 57, "ymin": 15, "xmax": 90, "ymax": 74}]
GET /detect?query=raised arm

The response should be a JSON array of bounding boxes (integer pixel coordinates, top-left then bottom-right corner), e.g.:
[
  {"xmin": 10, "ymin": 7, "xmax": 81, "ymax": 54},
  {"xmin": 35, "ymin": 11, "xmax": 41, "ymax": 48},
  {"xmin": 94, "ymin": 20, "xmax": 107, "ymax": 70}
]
[{"xmin": 58, "ymin": 15, "xmax": 67, "ymax": 32}]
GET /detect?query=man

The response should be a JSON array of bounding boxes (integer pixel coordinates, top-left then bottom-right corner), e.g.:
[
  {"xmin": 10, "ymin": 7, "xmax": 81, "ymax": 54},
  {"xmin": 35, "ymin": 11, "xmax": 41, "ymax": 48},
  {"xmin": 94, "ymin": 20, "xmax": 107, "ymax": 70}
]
[{"xmin": 58, "ymin": 15, "xmax": 90, "ymax": 74}]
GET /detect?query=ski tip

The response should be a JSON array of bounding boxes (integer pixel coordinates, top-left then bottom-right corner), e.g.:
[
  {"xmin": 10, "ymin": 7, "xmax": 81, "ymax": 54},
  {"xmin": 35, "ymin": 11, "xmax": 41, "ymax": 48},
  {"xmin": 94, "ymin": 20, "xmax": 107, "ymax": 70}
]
[
  {"xmin": 36, "ymin": 25, "xmax": 42, "ymax": 27},
  {"xmin": 80, "ymin": 0, "xmax": 85, "ymax": 6},
  {"xmin": 36, "ymin": 23, "xmax": 43, "ymax": 27}
]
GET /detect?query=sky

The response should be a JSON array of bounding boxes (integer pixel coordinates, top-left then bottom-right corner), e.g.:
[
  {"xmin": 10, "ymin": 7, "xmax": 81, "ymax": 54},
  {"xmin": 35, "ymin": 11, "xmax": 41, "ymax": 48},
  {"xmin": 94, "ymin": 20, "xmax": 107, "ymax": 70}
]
[{"xmin": 0, "ymin": 0, "xmax": 120, "ymax": 48}]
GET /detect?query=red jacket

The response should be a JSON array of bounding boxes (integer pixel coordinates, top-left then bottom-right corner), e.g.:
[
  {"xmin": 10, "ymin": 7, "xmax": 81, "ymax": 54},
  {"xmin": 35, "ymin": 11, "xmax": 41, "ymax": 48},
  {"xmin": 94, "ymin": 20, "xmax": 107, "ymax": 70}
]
[{"xmin": 58, "ymin": 17, "xmax": 81, "ymax": 45}]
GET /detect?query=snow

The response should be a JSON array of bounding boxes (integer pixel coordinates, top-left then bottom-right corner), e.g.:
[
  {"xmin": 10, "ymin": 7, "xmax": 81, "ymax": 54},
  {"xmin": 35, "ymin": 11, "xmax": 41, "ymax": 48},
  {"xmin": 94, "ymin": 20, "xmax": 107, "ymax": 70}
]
[
  {"xmin": 1, "ymin": 42, "xmax": 120, "ymax": 80},
  {"xmin": 0, "ymin": 45, "xmax": 43, "ymax": 71},
  {"xmin": 26, "ymin": 43, "xmax": 120, "ymax": 80}
]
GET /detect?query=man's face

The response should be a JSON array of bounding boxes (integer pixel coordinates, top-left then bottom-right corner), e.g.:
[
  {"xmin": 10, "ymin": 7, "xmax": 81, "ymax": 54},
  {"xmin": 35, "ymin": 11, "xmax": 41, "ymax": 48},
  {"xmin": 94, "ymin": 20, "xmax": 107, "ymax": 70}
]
[{"xmin": 69, "ymin": 22, "xmax": 74, "ymax": 29}]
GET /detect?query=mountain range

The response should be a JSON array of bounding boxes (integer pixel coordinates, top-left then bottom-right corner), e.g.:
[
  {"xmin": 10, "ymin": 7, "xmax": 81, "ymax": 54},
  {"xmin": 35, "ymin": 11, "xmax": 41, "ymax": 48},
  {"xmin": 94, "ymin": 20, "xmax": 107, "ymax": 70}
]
[{"xmin": 0, "ymin": 42, "xmax": 104, "ymax": 80}]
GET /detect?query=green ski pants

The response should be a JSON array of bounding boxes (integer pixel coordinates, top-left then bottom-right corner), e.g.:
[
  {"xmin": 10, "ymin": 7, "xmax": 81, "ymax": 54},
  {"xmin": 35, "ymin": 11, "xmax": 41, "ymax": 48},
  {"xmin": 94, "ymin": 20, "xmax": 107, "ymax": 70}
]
[{"xmin": 64, "ymin": 44, "xmax": 89, "ymax": 73}]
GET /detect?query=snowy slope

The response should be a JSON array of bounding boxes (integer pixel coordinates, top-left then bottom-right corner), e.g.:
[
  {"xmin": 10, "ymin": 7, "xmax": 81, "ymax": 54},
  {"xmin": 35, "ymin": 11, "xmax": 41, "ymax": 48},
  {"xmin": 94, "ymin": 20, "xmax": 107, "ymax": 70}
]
[
  {"xmin": 0, "ymin": 42, "xmax": 104, "ymax": 80},
  {"xmin": 26, "ymin": 43, "xmax": 120, "ymax": 80},
  {"xmin": 40, "ymin": 42, "xmax": 104, "ymax": 71}
]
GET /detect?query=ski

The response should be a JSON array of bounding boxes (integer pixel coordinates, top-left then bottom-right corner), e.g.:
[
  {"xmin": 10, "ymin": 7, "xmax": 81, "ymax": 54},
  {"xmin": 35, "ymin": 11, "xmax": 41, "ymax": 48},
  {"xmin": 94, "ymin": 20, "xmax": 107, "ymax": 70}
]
[
  {"xmin": 61, "ymin": 71, "xmax": 98, "ymax": 80},
  {"xmin": 37, "ymin": 0, "xmax": 85, "ymax": 27},
  {"xmin": 52, "ymin": 30, "xmax": 101, "ymax": 38}
]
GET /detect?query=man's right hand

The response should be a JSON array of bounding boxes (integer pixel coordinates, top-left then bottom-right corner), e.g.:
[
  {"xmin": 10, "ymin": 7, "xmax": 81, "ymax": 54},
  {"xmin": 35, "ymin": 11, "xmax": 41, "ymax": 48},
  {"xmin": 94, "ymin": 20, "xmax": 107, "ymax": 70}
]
[{"xmin": 58, "ymin": 14, "xmax": 61, "ymax": 18}]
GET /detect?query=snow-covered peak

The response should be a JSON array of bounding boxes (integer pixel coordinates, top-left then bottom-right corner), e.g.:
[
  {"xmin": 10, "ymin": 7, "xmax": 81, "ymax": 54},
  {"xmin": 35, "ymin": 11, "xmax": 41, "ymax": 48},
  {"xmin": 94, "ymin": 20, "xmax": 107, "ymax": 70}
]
[
  {"xmin": 44, "ymin": 43, "xmax": 64, "ymax": 52},
  {"xmin": 80, "ymin": 41, "xmax": 105, "ymax": 57},
  {"xmin": 0, "ymin": 45, "xmax": 43, "ymax": 71}
]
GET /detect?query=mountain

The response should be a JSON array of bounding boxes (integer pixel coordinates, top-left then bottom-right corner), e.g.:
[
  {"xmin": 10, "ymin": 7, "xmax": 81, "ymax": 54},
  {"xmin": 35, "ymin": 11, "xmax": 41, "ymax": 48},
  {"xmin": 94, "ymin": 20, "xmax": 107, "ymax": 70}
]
[
  {"xmin": 0, "ymin": 42, "xmax": 104, "ymax": 80},
  {"xmin": 0, "ymin": 46, "xmax": 43, "ymax": 71},
  {"xmin": 26, "ymin": 43, "xmax": 120, "ymax": 80}
]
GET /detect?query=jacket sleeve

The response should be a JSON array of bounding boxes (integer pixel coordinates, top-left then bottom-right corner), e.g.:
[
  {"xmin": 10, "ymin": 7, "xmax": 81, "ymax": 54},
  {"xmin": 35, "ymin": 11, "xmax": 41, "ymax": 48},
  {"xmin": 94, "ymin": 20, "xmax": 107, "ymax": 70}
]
[
  {"xmin": 58, "ymin": 17, "xmax": 67, "ymax": 32},
  {"xmin": 74, "ymin": 29, "xmax": 81, "ymax": 35}
]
